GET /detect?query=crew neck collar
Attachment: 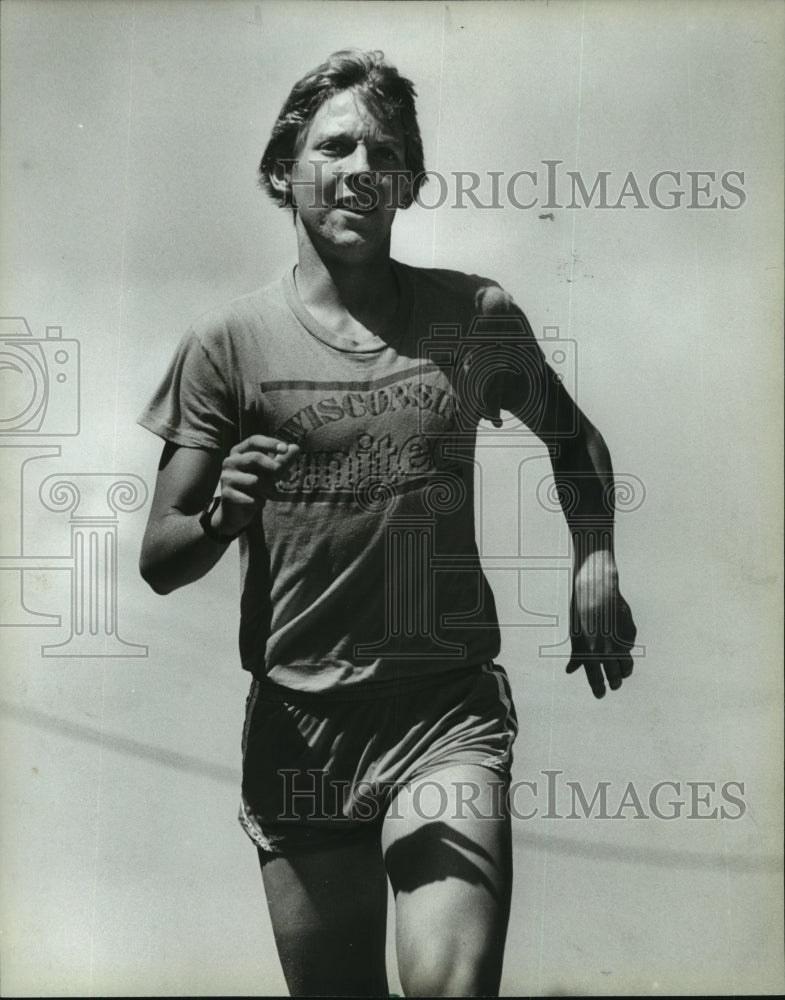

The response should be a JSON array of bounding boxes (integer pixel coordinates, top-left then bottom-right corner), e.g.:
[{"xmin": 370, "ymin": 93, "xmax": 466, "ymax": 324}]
[{"xmin": 282, "ymin": 260, "xmax": 412, "ymax": 354}]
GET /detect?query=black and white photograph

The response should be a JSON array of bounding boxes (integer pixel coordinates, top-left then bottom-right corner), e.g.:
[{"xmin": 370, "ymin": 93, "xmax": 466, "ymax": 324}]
[{"xmin": 1, "ymin": 1, "xmax": 782, "ymax": 996}]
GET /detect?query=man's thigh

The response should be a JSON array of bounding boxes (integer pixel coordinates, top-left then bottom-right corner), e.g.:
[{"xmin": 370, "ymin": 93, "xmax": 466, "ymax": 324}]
[
  {"xmin": 259, "ymin": 831, "xmax": 390, "ymax": 997},
  {"xmin": 381, "ymin": 763, "xmax": 513, "ymax": 997}
]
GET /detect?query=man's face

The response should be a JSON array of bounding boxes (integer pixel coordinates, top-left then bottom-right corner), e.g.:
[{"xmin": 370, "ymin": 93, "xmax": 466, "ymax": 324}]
[{"xmin": 286, "ymin": 88, "xmax": 409, "ymax": 262}]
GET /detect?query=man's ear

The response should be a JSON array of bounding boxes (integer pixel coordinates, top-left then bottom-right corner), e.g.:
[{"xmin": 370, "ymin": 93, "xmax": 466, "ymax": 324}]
[
  {"xmin": 269, "ymin": 161, "xmax": 292, "ymax": 202},
  {"xmin": 394, "ymin": 171, "xmax": 414, "ymax": 210}
]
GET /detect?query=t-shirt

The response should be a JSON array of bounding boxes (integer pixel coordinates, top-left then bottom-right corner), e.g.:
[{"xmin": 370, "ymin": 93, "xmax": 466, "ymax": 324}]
[{"xmin": 138, "ymin": 260, "xmax": 548, "ymax": 692}]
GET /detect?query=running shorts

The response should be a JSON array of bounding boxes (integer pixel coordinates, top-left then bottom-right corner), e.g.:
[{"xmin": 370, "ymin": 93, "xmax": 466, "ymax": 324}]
[{"xmin": 238, "ymin": 661, "xmax": 518, "ymax": 859}]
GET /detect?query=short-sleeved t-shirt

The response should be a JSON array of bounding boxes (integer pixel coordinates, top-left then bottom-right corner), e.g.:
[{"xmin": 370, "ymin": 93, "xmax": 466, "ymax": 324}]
[{"xmin": 138, "ymin": 260, "xmax": 547, "ymax": 692}]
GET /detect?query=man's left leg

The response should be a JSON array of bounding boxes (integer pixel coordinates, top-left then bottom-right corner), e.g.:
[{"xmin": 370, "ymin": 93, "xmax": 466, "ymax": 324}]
[{"xmin": 381, "ymin": 763, "xmax": 513, "ymax": 997}]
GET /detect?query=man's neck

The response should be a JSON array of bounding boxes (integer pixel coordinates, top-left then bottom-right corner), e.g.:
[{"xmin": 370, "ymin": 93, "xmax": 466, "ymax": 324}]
[{"xmin": 293, "ymin": 225, "xmax": 398, "ymax": 337}]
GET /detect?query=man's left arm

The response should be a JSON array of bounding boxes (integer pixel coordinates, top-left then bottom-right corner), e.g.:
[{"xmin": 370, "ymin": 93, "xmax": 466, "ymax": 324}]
[{"xmin": 499, "ymin": 308, "xmax": 638, "ymax": 698}]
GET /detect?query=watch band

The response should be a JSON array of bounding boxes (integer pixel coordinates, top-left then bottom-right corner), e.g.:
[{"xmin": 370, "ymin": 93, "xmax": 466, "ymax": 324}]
[{"xmin": 198, "ymin": 497, "xmax": 242, "ymax": 543}]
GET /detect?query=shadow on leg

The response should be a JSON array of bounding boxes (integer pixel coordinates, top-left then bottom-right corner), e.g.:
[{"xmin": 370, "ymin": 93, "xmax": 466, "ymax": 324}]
[
  {"xmin": 259, "ymin": 831, "xmax": 390, "ymax": 997},
  {"xmin": 382, "ymin": 764, "xmax": 513, "ymax": 997}
]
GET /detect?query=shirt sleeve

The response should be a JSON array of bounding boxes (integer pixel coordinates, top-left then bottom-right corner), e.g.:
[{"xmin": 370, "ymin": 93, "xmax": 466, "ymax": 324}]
[
  {"xmin": 137, "ymin": 327, "xmax": 238, "ymax": 451},
  {"xmin": 469, "ymin": 280, "xmax": 550, "ymax": 424}
]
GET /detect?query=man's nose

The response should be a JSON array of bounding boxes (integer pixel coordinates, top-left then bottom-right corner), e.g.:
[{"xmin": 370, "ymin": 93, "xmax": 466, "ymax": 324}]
[
  {"xmin": 344, "ymin": 143, "xmax": 373, "ymax": 176},
  {"xmin": 340, "ymin": 146, "xmax": 378, "ymax": 207}
]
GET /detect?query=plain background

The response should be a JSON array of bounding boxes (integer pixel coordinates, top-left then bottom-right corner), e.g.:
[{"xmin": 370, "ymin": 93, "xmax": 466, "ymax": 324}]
[{"xmin": 1, "ymin": 0, "xmax": 783, "ymax": 995}]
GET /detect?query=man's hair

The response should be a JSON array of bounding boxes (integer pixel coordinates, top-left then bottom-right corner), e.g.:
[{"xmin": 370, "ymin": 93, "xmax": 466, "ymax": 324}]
[{"xmin": 259, "ymin": 49, "xmax": 426, "ymax": 208}]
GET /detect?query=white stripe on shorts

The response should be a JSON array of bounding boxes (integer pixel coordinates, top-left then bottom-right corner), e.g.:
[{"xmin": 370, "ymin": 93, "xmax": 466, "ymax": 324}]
[{"xmin": 481, "ymin": 661, "xmax": 519, "ymax": 767}]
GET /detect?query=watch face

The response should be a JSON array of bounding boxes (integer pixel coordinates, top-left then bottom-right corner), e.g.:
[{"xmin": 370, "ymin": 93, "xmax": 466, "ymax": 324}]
[{"xmin": 200, "ymin": 497, "xmax": 230, "ymax": 542}]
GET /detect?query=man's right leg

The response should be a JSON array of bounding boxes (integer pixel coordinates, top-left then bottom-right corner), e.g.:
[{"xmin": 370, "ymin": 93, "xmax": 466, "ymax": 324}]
[{"xmin": 259, "ymin": 832, "xmax": 390, "ymax": 997}]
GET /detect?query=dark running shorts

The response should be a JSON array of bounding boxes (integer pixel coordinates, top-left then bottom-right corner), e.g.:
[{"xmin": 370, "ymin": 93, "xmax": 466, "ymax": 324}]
[{"xmin": 238, "ymin": 661, "xmax": 518, "ymax": 860}]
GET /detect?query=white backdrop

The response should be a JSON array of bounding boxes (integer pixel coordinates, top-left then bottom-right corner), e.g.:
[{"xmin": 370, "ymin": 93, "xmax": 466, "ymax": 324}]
[{"xmin": 1, "ymin": 1, "xmax": 783, "ymax": 995}]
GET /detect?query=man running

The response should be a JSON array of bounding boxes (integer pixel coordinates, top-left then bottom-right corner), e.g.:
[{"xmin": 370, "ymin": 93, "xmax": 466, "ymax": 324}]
[{"xmin": 139, "ymin": 49, "xmax": 637, "ymax": 997}]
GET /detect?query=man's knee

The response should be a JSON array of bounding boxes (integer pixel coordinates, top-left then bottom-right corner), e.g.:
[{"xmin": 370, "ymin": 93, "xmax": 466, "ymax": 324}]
[{"xmin": 399, "ymin": 946, "xmax": 502, "ymax": 997}]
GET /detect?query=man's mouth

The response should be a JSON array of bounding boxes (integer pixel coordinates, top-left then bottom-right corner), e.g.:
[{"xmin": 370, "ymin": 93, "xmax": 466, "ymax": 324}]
[{"xmin": 335, "ymin": 199, "xmax": 378, "ymax": 215}]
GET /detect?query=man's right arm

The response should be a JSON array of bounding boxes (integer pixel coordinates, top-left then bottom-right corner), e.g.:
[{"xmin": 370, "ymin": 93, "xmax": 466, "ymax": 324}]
[{"xmin": 139, "ymin": 436, "xmax": 299, "ymax": 594}]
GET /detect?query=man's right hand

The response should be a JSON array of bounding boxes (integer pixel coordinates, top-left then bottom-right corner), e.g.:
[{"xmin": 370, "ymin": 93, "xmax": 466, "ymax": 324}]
[
  {"xmin": 140, "ymin": 436, "xmax": 300, "ymax": 594},
  {"xmin": 214, "ymin": 435, "xmax": 300, "ymax": 535}
]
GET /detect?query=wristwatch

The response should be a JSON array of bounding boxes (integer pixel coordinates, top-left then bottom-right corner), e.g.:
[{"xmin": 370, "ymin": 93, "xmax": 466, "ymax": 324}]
[{"xmin": 198, "ymin": 497, "xmax": 242, "ymax": 543}]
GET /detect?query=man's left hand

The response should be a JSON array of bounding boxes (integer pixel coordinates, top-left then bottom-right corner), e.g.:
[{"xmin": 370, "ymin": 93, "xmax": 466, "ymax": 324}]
[{"xmin": 566, "ymin": 550, "xmax": 637, "ymax": 698}]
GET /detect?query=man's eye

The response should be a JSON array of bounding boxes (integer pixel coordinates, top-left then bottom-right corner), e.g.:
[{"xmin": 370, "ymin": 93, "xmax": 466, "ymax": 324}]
[
  {"xmin": 320, "ymin": 141, "xmax": 347, "ymax": 155},
  {"xmin": 379, "ymin": 148, "xmax": 401, "ymax": 162}
]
